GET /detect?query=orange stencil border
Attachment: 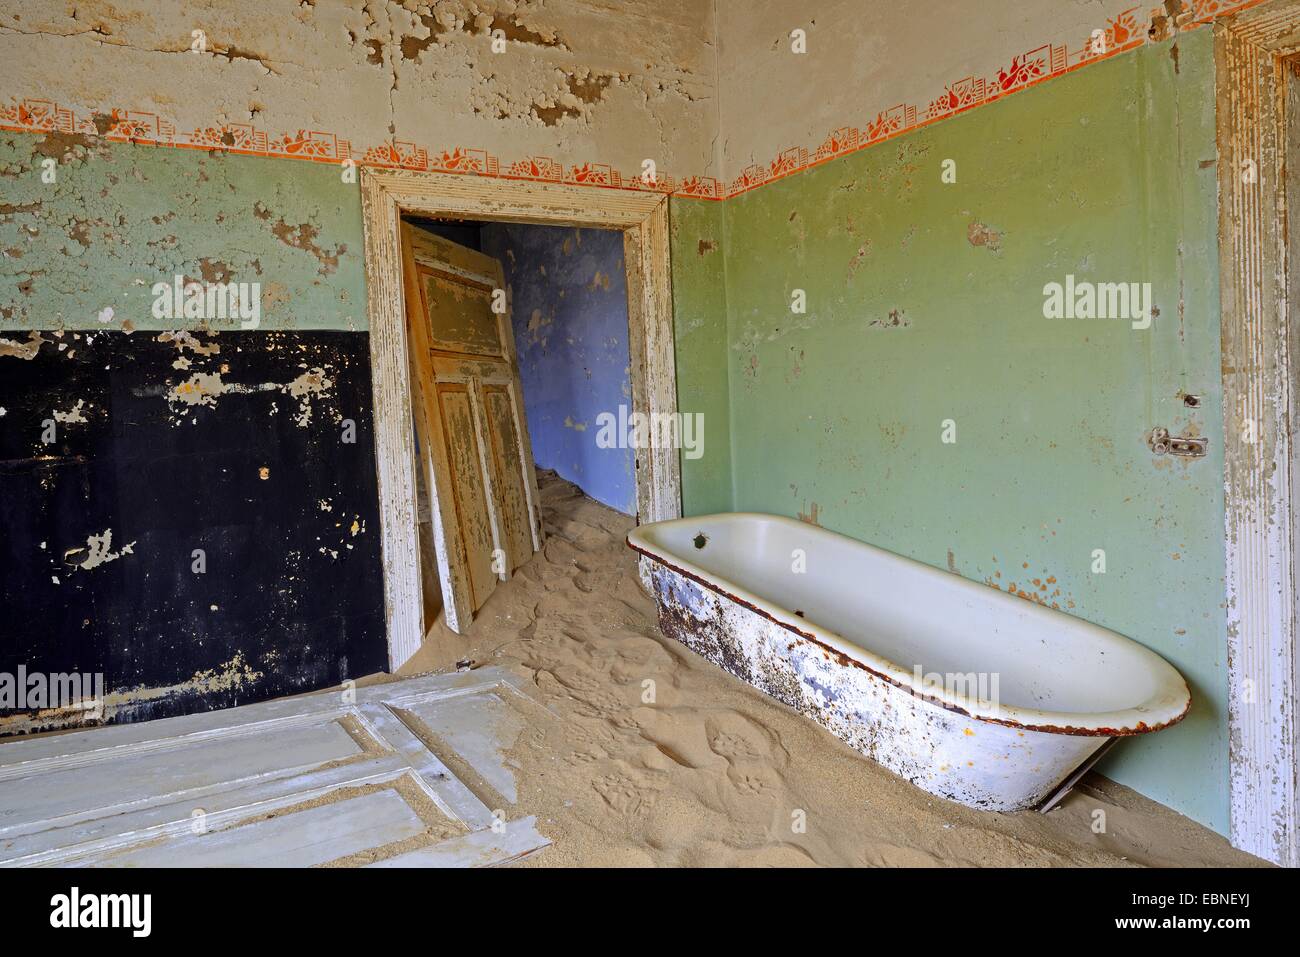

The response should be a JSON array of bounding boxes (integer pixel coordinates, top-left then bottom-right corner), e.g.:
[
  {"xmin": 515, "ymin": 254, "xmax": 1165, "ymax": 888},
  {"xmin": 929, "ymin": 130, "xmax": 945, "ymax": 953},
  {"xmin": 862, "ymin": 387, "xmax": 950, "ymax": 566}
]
[
  {"xmin": 0, "ymin": 0, "xmax": 1265, "ymax": 204},
  {"xmin": 724, "ymin": 0, "xmax": 1264, "ymax": 198},
  {"xmin": 0, "ymin": 100, "xmax": 726, "ymax": 201}
]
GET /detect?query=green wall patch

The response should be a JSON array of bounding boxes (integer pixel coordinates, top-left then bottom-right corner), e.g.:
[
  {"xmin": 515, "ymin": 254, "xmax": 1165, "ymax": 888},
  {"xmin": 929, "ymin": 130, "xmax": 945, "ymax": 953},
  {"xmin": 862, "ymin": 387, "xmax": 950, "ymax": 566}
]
[{"xmin": 1, "ymin": 134, "xmax": 366, "ymax": 333}]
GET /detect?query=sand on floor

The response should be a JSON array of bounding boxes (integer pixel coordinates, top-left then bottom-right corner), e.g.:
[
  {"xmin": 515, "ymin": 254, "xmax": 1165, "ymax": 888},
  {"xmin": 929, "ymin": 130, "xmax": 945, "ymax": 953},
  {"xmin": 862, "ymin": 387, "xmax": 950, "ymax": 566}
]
[{"xmin": 399, "ymin": 471, "xmax": 1265, "ymax": 868}]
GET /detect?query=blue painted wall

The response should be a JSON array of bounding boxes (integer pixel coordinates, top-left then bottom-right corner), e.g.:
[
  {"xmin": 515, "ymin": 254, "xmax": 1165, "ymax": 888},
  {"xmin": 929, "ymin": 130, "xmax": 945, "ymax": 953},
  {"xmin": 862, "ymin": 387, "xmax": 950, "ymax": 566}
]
[{"xmin": 479, "ymin": 223, "xmax": 635, "ymax": 515}]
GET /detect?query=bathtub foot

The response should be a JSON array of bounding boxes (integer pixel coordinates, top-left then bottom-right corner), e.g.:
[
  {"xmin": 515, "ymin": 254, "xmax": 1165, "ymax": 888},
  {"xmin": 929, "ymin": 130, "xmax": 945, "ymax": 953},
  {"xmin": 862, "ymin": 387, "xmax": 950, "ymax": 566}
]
[{"xmin": 1037, "ymin": 737, "xmax": 1118, "ymax": 814}]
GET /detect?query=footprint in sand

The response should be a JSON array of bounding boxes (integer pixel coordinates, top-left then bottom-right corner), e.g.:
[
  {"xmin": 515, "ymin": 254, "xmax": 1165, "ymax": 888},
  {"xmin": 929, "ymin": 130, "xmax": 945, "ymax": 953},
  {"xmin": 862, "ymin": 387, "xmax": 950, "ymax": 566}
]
[
  {"xmin": 593, "ymin": 772, "xmax": 653, "ymax": 816},
  {"xmin": 634, "ymin": 708, "xmax": 728, "ymax": 771},
  {"xmin": 567, "ymin": 717, "xmax": 616, "ymax": 745},
  {"xmin": 609, "ymin": 661, "xmax": 676, "ymax": 689},
  {"xmin": 610, "ymin": 634, "xmax": 679, "ymax": 671},
  {"xmin": 705, "ymin": 712, "xmax": 788, "ymax": 768},
  {"xmin": 542, "ymin": 666, "xmax": 632, "ymax": 717},
  {"xmin": 608, "ymin": 711, "xmax": 642, "ymax": 731},
  {"xmin": 709, "ymin": 730, "xmax": 763, "ymax": 762},
  {"xmin": 729, "ymin": 770, "xmax": 778, "ymax": 798},
  {"xmin": 543, "ymin": 538, "xmax": 580, "ymax": 566}
]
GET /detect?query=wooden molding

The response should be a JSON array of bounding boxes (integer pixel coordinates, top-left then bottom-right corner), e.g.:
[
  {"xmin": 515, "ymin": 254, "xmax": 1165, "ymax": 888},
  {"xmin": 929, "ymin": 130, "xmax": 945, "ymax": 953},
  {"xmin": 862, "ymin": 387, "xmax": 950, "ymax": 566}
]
[
  {"xmin": 1215, "ymin": 0, "xmax": 1300, "ymax": 867},
  {"xmin": 360, "ymin": 168, "xmax": 681, "ymax": 670}
]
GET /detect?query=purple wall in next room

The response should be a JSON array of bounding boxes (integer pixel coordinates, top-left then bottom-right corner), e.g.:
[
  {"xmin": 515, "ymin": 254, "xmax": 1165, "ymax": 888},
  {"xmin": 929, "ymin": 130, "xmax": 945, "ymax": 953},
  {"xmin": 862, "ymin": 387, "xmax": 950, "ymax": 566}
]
[{"xmin": 479, "ymin": 223, "xmax": 635, "ymax": 515}]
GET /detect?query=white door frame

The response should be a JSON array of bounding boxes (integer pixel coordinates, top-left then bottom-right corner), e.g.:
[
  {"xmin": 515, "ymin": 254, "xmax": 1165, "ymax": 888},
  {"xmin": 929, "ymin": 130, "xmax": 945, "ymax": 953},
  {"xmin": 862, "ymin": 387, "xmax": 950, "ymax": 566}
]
[
  {"xmin": 360, "ymin": 168, "xmax": 681, "ymax": 670},
  {"xmin": 1215, "ymin": 0, "xmax": 1300, "ymax": 866}
]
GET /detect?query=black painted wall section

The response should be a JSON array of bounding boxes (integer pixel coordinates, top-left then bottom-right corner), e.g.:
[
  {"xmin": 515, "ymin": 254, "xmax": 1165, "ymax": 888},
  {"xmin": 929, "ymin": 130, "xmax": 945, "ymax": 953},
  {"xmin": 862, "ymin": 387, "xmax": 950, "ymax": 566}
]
[{"xmin": 0, "ymin": 330, "xmax": 386, "ymax": 734}]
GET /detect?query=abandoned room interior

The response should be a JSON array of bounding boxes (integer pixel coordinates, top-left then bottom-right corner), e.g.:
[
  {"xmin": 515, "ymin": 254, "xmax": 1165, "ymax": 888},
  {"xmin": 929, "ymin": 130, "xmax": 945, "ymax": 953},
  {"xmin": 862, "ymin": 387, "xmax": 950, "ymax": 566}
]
[{"xmin": 0, "ymin": 0, "xmax": 1298, "ymax": 888}]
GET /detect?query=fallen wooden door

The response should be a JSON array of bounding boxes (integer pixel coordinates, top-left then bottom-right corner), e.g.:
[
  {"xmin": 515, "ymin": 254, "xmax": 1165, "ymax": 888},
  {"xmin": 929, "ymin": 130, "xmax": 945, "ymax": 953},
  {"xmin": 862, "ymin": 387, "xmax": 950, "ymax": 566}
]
[
  {"xmin": 401, "ymin": 223, "xmax": 543, "ymax": 634},
  {"xmin": 0, "ymin": 667, "xmax": 549, "ymax": 867}
]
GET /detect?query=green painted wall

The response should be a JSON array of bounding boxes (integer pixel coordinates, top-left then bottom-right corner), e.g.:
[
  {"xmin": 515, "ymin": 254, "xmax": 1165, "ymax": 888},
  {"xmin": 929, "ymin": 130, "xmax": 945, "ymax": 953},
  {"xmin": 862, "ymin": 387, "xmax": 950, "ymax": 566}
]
[
  {"xmin": 1, "ymin": 133, "xmax": 366, "ymax": 333},
  {"xmin": 669, "ymin": 196, "xmax": 732, "ymax": 517},
  {"xmin": 715, "ymin": 31, "xmax": 1227, "ymax": 831}
]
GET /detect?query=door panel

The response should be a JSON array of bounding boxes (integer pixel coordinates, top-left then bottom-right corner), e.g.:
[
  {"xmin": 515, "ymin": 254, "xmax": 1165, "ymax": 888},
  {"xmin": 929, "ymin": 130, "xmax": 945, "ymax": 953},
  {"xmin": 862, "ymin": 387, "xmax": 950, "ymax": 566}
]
[
  {"xmin": 401, "ymin": 223, "xmax": 544, "ymax": 633},
  {"xmin": 437, "ymin": 384, "xmax": 497, "ymax": 610},
  {"xmin": 0, "ymin": 667, "xmax": 548, "ymax": 867},
  {"xmin": 483, "ymin": 384, "xmax": 534, "ymax": 572},
  {"xmin": 423, "ymin": 271, "xmax": 503, "ymax": 357}
]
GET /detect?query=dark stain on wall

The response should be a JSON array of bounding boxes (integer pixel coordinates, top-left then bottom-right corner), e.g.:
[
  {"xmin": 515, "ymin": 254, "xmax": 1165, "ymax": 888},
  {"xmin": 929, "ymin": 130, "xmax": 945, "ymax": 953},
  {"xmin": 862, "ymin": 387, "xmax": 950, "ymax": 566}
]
[{"xmin": 0, "ymin": 330, "xmax": 386, "ymax": 734}]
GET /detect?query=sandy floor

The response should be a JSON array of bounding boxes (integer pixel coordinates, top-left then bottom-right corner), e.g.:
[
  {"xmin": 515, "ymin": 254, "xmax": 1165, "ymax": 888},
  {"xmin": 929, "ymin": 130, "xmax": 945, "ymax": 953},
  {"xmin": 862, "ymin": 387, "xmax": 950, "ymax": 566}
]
[{"xmin": 400, "ymin": 471, "xmax": 1265, "ymax": 868}]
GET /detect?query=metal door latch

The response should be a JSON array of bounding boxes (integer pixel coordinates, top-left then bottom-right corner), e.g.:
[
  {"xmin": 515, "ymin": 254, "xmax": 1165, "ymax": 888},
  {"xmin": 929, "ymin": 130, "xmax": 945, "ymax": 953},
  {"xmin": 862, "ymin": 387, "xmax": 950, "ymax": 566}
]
[{"xmin": 1149, "ymin": 427, "xmax": 1207, "ymax": 457}]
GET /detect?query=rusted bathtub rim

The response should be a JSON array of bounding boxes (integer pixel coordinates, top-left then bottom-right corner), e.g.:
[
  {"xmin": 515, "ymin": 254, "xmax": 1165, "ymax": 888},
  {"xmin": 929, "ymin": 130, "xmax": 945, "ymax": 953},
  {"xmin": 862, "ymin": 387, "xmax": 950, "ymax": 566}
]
[{"xmin": 627, "ymin": 537, "xmax": 1191, "ymax": 738}]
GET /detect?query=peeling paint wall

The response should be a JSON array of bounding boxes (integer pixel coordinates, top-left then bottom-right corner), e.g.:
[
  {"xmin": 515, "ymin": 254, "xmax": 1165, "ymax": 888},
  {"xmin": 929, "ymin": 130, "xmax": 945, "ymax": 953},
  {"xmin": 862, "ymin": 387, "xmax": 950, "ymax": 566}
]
[
  {"xmin": 0, "ymin": 134, "xmax": 383, "ymax": 733},
  {"xmin": 1, "ymin": 0, "xmax": 1259, "ymax": 200},
  {"xmin": 713, "ymin": 30, "xmax": 1228, "ymax": 832},
  {"xmin": 479, "ymin": 222, "xmax": 635, "ymax": 515},
  {"xmin": 0, "ymin": 132, "xmax": 364, "ymax": 330},
  {"xmin": 1, "ymin": 0, "xmax": 720, "ymax": 186}
]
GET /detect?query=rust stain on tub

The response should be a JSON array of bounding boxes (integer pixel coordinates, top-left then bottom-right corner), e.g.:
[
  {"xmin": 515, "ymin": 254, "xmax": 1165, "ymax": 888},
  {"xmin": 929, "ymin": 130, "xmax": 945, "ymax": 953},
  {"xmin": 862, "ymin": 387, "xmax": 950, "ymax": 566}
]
[
  {"xmin": 635, "ymin": 545, "xmax": 1154, "ymax": 811},
  {"xmin": 627, "ymin": 539, "xmax": 1189, "ymax": 739}
]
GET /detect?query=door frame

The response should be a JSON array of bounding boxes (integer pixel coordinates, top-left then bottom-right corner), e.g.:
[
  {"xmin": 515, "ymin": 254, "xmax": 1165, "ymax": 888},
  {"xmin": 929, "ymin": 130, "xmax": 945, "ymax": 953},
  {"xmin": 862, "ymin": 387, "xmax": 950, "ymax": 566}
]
[
  {"xmin": 1215, "ymin": 0, "xmax": 1300, "ymax": 866},
  {"xmin": 359, "ymin": 168, "xmax": 682, "ymax": 671}
]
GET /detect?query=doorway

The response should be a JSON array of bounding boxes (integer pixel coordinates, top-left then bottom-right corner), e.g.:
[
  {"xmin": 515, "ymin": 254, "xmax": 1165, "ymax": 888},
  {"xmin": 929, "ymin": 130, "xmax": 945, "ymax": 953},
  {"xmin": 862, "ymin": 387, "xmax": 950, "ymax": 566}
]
[
  {"xmin": 409, "ymin": 218, "xmax": 639, "ymax": 513},
  {"xmin": 359, "ymin": 169, "xmax": 681, "ymax": 672},
  {"xmin": 399, "ymin": 218, "xmax": 544, "ymax": 637}
]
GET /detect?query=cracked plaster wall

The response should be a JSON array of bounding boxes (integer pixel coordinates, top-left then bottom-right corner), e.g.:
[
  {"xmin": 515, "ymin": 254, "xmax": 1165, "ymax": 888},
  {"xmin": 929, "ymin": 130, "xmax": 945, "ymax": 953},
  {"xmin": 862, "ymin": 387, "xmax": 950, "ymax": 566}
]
[
  {"xmin": 0, "ymin": 132, "xmax": 364, "ymax": 332},
  {"xmin": 2, "ymin": 2, "xmax": 1237, "ymax": 188},
  {"xmin": 1, "ymin": 0, "xmax": 721, "ymax": 183}
]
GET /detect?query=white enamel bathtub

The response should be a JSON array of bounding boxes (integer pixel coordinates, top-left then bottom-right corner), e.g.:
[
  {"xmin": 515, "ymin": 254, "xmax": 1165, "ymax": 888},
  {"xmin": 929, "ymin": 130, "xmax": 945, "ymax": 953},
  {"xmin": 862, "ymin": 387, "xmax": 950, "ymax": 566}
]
[{"xmin": 627, "ymin": 513, "xmax": 1191, "ymax": 811}]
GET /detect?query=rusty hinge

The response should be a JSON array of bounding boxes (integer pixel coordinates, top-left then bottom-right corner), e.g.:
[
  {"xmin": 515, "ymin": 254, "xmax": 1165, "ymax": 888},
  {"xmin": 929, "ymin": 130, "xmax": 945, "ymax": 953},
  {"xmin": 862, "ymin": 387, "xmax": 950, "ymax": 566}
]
[{"xmin": 1148, "ymin": 427, "xmax": 1207, "ymax": 458}]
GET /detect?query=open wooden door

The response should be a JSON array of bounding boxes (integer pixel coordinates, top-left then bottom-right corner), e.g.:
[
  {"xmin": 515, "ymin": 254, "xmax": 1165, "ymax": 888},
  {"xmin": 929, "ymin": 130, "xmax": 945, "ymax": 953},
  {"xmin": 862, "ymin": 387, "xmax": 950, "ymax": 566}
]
[{"xmin": 401, "ymin": 222, "xmax": 543, "ymax": 634}]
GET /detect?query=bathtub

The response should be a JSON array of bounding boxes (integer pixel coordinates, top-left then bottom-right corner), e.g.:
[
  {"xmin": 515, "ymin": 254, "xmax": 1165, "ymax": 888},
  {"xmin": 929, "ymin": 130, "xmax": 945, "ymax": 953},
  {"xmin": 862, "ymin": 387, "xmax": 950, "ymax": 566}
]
[{"xmin": 627, "ymin": 513, "xmax": 1191, "ymax": 812}]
